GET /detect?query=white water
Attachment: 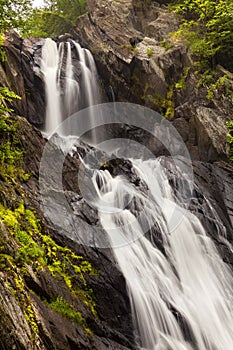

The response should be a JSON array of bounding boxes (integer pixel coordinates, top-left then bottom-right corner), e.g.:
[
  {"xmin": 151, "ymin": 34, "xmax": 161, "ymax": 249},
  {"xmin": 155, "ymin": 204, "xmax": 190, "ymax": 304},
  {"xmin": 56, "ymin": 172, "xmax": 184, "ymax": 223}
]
[
  {"xmin": 92, "ymin": 158, "xmax": 233, "ymax": 350},
  {"xmin": 64, "ymin": 41, "xmax": 80, "ymax": 117},
  {"xmin": 41, "ymin": 38, "xmax": 62, "ymax": 135},
  {"xmin": 41, "ymin": 37, "xmax": 233, "ymax": 350},
  {"xmin": 74, "ymin": 42, "xmax": 101, "ymax": 143},
  {"xmin": 41, "ymin": 38, "xmax": 101, "ymax": 136}
]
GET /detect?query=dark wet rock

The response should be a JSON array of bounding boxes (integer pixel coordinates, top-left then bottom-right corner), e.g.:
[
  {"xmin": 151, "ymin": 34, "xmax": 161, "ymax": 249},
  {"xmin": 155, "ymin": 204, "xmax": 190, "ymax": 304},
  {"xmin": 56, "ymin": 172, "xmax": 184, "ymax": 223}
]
[
  {"xmin": 0, "ymin": 116, "xmax": 135, "ymax": 350},
  {"xmin": 0, "ymin": 30, "xmax": 45, "ymax": 126},
  {"xmin": 72, "ymin": 0, "xmax": 233, "ymax": 162},
  {"xmin": 0, "ymin": 1, "xmax": 233, "ymax": 348}
]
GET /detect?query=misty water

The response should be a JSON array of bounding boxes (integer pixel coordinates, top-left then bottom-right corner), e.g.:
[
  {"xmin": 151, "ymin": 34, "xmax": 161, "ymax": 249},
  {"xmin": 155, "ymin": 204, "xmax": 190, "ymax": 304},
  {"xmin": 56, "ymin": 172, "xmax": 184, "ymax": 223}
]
[{"xmin": 40, "ymin": 38, "xmax": 233, "ymax": 350}]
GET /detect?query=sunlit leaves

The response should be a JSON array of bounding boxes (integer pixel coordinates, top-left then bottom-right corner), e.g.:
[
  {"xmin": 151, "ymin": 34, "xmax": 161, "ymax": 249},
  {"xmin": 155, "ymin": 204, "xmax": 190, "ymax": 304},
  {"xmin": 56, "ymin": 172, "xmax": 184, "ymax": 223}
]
[
  {"xmin": 171, "ymin": 0, "xmax": 233, "ymax": 70},
  {"xmin": 0, "ymin": 0, "xmax": 33, "ymax": 33},
  {"xmin": 23, "ymin": 0, "xmax": 87, "ymax": 37}
]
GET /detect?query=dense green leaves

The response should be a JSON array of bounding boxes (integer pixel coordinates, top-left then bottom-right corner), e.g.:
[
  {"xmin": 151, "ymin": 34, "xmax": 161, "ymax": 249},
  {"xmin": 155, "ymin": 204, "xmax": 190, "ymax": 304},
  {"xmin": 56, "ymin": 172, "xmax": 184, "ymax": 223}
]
[
  {"xmin": 227, "ymin": 120, "xmax": 233, "ymax": 162},
  {"xmin": 0, "ymin": 0, "xmax": 31, "ymax": 122},
  {"xmin": 171, "ymin": 0, "xmax": 233, "ymax": 71},
  {"xmin": 23, "ymin": 0, "xmax": 87, "ymax": 37},
  {"xmin": 0, "ymin": 0, "xmax": 33, "ymax": 33}
]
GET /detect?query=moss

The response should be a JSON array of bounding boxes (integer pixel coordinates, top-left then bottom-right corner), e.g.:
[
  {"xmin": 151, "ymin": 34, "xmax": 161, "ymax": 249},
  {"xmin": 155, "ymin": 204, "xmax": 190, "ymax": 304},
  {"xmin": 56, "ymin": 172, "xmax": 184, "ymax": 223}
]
[
  {"xmin": 0, "ymin": 113, "xmax": 30, "ymax": 183},
  {"xmin": 0, "ymin": 202, "xmax": 97, "ymax": 336},
  {"xmin": 48, "ymin": 296, "xmax": 85, "ymax": 326}
]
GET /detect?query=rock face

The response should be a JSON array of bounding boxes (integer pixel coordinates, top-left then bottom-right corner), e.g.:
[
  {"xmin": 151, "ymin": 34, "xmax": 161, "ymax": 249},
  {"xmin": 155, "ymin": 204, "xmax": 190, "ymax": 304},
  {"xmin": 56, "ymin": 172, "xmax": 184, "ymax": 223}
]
[
  {"xmin": 73, "ymin": 0, "xmax": 233, "ymax": 162},
  {"xmin": 0, "ymin": 31, "xmax": 45, "ymax": 126},
  {"xmin": 0, "ymin": 117, "xmax": 135, "ymax": 350},
  {"xmin": 2, "ymin": 1, "xmax": 232, "ymax": 162},
  {"xmin": 1, "ymin": 117, "xmax": 232, "ymax": 350},
  {"xmin": 0, "ymin": 1, "xmax": 233, "ymax": 349}
]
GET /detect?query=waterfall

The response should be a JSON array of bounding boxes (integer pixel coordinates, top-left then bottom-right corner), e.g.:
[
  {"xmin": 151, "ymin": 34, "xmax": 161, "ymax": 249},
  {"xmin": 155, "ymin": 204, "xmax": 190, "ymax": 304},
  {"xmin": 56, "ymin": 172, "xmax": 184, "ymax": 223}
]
[
  {"xmin": 64, "ymin": 41, "xmax": 80, "ymax": 117},
  {"xmin": 40, "ymin": 38, "xmax": 101, "ymax": 136},
  {"xmin": 92, "ymin": 158, "xmax": 233, "ymax": 350},
  {"xmin": 74, "ymin": 42, "xmax": 100, "ymax": 107},
  {"xmin": 40, "ymin": 38, "xmax": 233, "ymax": 350},
  {"xmin": 41, "ymin": 38, "xmax": 62, "ymax": 135}
]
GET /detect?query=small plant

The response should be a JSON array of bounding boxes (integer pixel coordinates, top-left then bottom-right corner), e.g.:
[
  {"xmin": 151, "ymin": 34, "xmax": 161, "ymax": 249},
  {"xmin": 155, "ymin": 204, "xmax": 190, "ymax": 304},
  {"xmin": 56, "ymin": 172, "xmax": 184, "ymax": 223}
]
[
  {"xmin": 146, "ymin": 47, "xmax": 154, "ymax": 58},
  {"xmin": 227, "ymin": 119, "xmax": 233, "ymax": 162},
  {"xmin": 175, "ymin": 67, "xmax": 190, "ymax": 90},
  {"xmin": 49, "ymin": 297, "xmax": 84, "ymax": 325},
  {"xmin": 121, "ymin": 44, "xmax": 139, "ymax": 56},
  {"xmin": 197, "ymin": 70, "xmax": 233, "ymax": 101},
  {"xmin": 160, "ymin": 40, "xmax": 174, "ymax": 51},
  {"xmin": 153, "ymin": 86, "xmax": 175, "ymax": 119}
]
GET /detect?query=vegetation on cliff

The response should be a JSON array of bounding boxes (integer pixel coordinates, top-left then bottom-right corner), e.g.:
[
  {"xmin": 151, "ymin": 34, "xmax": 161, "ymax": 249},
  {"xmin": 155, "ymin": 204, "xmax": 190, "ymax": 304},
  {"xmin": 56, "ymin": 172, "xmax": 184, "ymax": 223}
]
[
  {"xmin": 171, "ymin": 1, "xmax": 233, "ymax": 70},
  {"xmin": 23, "ymin": 0, "xmax": 87, "ymax": 37},
  {"xmin": 168, "ymin": 0, "xmax": 233, "ymax": 158},
  {"xmin": 0, "ymin": 0, "xmax": 32, "ymax": 33},
  {"xmin": 0, "ymin": 2, "xmax": 97, "ymax": 341}
]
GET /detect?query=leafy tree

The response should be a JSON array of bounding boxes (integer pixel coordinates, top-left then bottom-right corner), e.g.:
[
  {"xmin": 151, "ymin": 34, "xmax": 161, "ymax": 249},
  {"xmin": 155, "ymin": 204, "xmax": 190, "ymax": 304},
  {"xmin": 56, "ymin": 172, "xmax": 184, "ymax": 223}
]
[
  {"xmin": 170, "ymin": 0, "xmax": 233, "ymax": 71},
  {"xmin": 0, "ymin": 0, "xmax": 31, "ymax": 111},
  {"xmin": 23, "ymin": 0, "xmax": 87, "ymax": 37},
  {"xmin": 0, "ymin": 0, "xmax": 33, "ymax": 33}
]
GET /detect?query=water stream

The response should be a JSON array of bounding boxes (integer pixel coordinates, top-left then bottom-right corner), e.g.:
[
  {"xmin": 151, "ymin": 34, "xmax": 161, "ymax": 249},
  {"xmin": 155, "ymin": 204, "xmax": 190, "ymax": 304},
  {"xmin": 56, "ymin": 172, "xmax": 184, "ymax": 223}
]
[
  {"xmin": 40, "ymin": 38, "xmax": 101, "ymax": 136},
  {"xmin": 92, "ymin": 158, "xmax": 233, "ymax": 350},
  {"xmin": 40, "ymin": 38, "xmax": 233, "ymax": 350}
]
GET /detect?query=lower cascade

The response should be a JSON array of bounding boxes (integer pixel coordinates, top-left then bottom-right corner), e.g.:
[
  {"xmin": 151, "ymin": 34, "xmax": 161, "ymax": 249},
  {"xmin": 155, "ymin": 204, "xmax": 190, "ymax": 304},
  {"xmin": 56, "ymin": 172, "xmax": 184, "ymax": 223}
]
[
  {"xmin": 39, "ymin": 37, "xmax": 233, "ymax": 350},
  {"xmin": 91, "ymin": 158, "xmax": 233, "ymax": 350}
]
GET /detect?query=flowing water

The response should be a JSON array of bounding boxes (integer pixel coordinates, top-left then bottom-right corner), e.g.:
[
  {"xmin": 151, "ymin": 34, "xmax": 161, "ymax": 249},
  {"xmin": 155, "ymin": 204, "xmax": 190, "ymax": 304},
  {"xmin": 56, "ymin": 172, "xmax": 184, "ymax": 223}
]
[
  {"xmin": 91, "ymin": 158, "xmax": 233, "ymax": 350},
  {"xmin": 40, "ymin": 38, "xmax": 101, "ymax": 136},
  {"xmin": 41, "ymin": 38, "xmax": 63, "ymax": 135},
  {"xmin": 40, "ymin": 38, "xmax": 233, "ymax": 350}
]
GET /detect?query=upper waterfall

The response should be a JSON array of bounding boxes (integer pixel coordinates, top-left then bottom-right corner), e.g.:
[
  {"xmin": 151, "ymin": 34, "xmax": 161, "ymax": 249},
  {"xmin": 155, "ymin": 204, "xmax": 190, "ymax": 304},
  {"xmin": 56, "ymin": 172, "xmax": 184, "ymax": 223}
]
[{"xmin": 40, "ymin": 38, "xmax": 101, "ymax": 137}]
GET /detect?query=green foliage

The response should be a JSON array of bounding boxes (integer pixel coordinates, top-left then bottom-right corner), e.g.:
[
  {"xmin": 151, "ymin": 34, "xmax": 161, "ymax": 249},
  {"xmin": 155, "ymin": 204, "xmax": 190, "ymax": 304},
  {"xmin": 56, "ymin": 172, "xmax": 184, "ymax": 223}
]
[
  {"xmin": 0, "ymin": 203, "xmax": 44, "ymax": 266},
  {"xmin": 175, "ymin": 67, "xmax": 190, "ymax": 90},
  {"xmin": 153, "ymin": 86, "xmax": 175, "ymax": 119},
  {"xmin": 227, "ymin": 119, "xmax": 233, "ymax": 162},
  {"xmin": 0, "ymin": 87, "xmax": 30, "ymax": 183},
  {"xmin": 197, "ymin": 69, "xmax": 233, "ymax": 101},
  {"xmin": 146, "ymin": 47, "xmax": 154, "ymax": 58},
  {"xmin": 0, "ymin": 141, "xmax": 24, "ymax": 182},
  {"xmin": 170, "ymin": 0, "xmax": 233, "ymax": 71},
  {"xmin": 23, "ymin": 0, "xmax": 87, "ymax": 37},
  {"xmin": 0, "ymin": 34, "xmax": 6, "ymax": 62},
  {"xmin": 0, "ymin": 0, "xmax": 33, "ymax": 33},
  {"xmin": 160, "ymin": 39, "xmax": 174, "ymax": 51},
  {"xmin": 0, "ymin": 202, "xmax": 96, "ymax": 318},
  {"xmin": 49, "ymin": 296, "xmax": 84, "ymax": 325},
  {"xmin": 0, "ymin": 90, "xmax": 30, "ymax": 183},
  {"xmin": 0, "ymin": 87, "xmax": 20, "ymax": 117}
]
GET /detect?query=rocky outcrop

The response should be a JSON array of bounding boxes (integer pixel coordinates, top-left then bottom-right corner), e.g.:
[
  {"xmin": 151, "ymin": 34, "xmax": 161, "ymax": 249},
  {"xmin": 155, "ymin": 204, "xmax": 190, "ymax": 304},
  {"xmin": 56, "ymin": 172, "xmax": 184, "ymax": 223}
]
[
  {"xmin": 73, "ymin": 0, "xmax": 184, "ymax": 104},
  {"xmin": 73, "ymin": 0, "xmax": 233, "ymax": 162},
  {"xmin": 2, "ymin": 1, "xmax": 232, "ymax": 162},
  {"xmin": 0, "ymin": 30, "xmax": 45, "ymax": 126},
  {"xmin": 0, "ymin": 117, "xmax": 135, "ymax": 350},
  {"xmin": 0, "ymin": 1, "xmax": 233, "ymax": 349}
]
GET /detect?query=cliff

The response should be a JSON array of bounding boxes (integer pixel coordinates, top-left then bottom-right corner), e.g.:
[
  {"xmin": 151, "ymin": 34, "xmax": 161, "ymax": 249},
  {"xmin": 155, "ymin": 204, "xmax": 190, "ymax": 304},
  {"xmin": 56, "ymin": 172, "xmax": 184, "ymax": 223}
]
[
  {"xmin": 73, "ymin": 0, "xmax": 233, "ymax": 162},
  {"xmin": 0, "ymin": 1, "xmax": 233, "ymax": 349}
]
